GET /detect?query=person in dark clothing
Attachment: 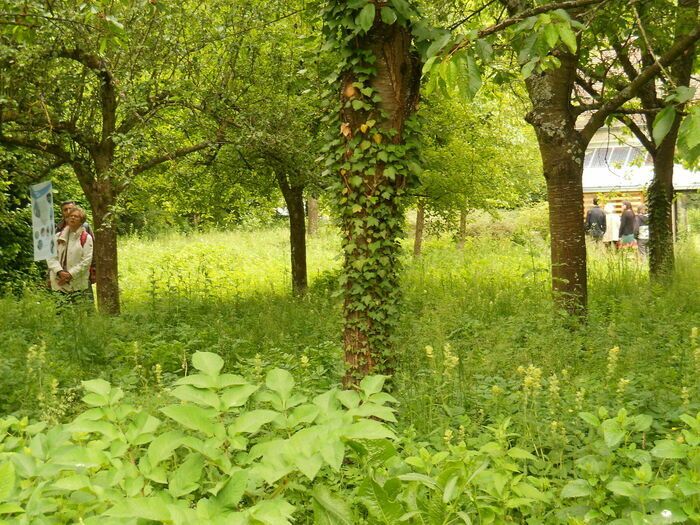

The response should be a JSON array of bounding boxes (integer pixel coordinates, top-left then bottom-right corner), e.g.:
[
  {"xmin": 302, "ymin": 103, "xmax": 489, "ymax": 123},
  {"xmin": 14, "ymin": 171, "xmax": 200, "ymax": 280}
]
[
  {"xmin": 618, "ymin": 201, "xmax": 636, "ymax": 248},
  {"xmin": 635, "ymin": 205, "xmax": 650, "ymax": 259},
  {"xmin": 585, "ymin": 197, "xmax": 606, "ymax": 241}
]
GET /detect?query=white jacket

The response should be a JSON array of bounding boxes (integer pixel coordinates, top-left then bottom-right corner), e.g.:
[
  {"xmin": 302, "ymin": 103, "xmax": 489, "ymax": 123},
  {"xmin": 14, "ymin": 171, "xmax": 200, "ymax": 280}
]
[
  {"xmin": 47, "ymin": 226, "xmax": 93, "ymax": 292},
  {"xmin": 603, "ymin": 204, "xmax": 620, "ymax": 243}
]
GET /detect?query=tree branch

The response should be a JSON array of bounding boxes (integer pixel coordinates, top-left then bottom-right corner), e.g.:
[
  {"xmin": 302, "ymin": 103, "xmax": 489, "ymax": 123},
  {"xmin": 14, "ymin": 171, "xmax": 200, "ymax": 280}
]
[
  {"xmin": 132, "ymin": 140, "xmax": 214, "ymax": 176},
  {"xmin": 581, "ymin": 23, "xmax": 700, "ymax": 143},
  {"xmin": 613, "ymin": 114, "xmax": 655, "ymax": 153}
]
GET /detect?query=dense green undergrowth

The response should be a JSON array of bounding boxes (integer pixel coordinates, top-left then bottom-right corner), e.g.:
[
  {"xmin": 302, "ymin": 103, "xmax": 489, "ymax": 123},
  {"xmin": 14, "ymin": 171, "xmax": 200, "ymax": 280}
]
[{"xmin": 1, "ymin": 227, "xmax": 699, "ymax": 523}]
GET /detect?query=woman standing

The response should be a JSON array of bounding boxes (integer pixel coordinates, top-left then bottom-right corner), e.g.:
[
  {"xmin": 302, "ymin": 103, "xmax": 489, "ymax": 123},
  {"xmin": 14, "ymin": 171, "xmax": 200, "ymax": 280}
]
[
  {"xmin": 47, "ymin": 207, "xmax": 94, "ymax": 303},
  {"xmin": 602, "ymin": 202, "xmax": 620, "ymax": 249},
  {"xmin": 618, "ymin": 201, "xmax": 637, "ymax": 249}
]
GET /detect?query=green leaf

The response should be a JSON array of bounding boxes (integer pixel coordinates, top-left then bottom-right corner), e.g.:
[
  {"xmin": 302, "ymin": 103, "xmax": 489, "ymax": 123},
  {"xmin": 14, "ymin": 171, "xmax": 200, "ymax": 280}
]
[
  {"xmin": 556, "ymin": 22, "xmax": 577, "ymax": 53},
  {"xmin": 601, "ymin": 419, "xmax": 625, "ymax": 448},
  {"xmin": 561, "ymin": 479, "xmax": 592, "ymax": 498},
  {"xmin": 160, "ymin": 404, "xmax": 216, "ymax": 436},
  {"xmin": 380, "ymin": 7, "xmax": 397, "ymax": 25},
  {"xmin": 651, "ymin": 439, "xmax": 687, "ymax": 459},
  {"xmin": 544, "ymin": 23, "xmax": 559, "ymax": 48},
  {"xmin": 389, "ymin": 0, "xmax": 414, "ymax": 19},
  {"xmin": 107, "ymin": 497, "xmax": 172, "ymax": 521},
  {"xmin": 266, "ymin": 369, "xmax": 295, "ymax": 402},
  {"xmin": 311, "ymin": 485, "xmax": 354, "ymax": 525},
  {"xmin": 507, "ymin": 447, "xmax": 536, "ymax": 460},
  {"xmin": 579, "ymin": 412, "xmax": 600, "ymax": 427},
  {"xmin": 220, "ymin": 384, "xmax": 259, "ymax": 409},
  {"xmin": 147, "ymin": 430, "xmax": 185, "ymax": 465},
  {"xmin": 192, "ymin": 351, "xmax": 224, "ymax": 377},
  {"xmin": 216, "ymin": 469, "xmax": 248, "ymax": 508},
  {"xmin": 426, "ymin": 31, "xmax": 451, "ymax": 59},
  {"xmin": 229, "ymin": 409, "xmax": 279, "ymax": 434},
  {"xmin": 345, "ymin": 420, "xmax": 396, "ymax": 440},
  {"xmin": 606, "ymin": 480, "xmax": 638, "ymax": 498},
  {"xmin": 360, "ymin": 375, "xmax": 386, "ymax": 397},
  {"xmin": 356, "ymin": 3, "xmax": 376, "ymax": 33},
  {"xmin": 0, "ymin": 462, "xmax": 15, "ymax": 501},
  {"xmin": 0, "ymin": 502, "xmax": 24, "ymax": 515},
  {"xmin": 653, "ymin": 106, "xmax": 677, "ymax": 146},
  {"xmin": 81, "ymin": 379, "xmax": 111, "ymax": 396},
  {"xmin": 168, "ymin": 453, "xmax": 205, "ymax": 498},
  {"xmin": 442, "ymin": 475, "xmax": 459, "ymax": 503},
  {"xmin": 171, "ymin": 385, "xmax": 220, "ymax": 409},
  {"xmin": 358, "ymin": 478, "xmax": 404, "ymax": 524},
  {"xmin": 648, "ymin": 485, "xmax": 674, "ymax": 500}
]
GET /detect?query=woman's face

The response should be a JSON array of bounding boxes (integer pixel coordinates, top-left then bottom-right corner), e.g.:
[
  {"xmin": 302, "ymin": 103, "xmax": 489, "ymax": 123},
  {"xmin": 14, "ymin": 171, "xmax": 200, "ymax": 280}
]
[{"xmin": 67, "ymin": 211, "xmax": 83, "ymax": 230}]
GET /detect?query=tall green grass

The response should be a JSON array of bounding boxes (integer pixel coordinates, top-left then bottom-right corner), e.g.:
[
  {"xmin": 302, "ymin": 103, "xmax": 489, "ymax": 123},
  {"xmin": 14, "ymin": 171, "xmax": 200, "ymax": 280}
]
[{"xmin": 0, "ymin": 226, "xmax": 698, "ymax": 438}]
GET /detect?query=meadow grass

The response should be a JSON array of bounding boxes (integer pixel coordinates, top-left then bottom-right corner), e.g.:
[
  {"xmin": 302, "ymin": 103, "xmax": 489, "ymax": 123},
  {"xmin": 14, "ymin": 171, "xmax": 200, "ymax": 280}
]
[{"xmin": 0, "ymin": 226, "xmax": 698, "ymax": 445}]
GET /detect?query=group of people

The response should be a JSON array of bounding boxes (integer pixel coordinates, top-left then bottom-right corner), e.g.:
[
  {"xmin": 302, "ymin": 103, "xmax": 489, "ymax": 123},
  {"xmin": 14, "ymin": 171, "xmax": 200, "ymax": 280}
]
[
  {"xmin": 46, "ymin": 200, "xmax": 95, "ymax": 302},
  {"xmin": 585, "ymin": 198, "xmax": 650, "ymax": 257}
]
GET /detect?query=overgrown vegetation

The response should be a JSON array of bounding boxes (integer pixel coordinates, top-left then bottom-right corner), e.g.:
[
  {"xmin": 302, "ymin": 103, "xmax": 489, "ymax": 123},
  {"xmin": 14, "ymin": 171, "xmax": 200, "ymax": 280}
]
[{"xmin": 1, "ymin": 228, "xmax": 698, "ymax": 523}]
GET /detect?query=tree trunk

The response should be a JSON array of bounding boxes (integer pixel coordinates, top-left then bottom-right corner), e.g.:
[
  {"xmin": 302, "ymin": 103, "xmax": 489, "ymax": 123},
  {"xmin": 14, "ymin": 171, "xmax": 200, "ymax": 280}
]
[
  {"xmin": 276, "ymin": 173, "xmax": 308, "ymax": 296},
  {"xmin": 648, "ymin": 145, "xmax": 676, "ymax": 277},
  {"xmin": 648, "ymin": 0, "xmax": 697, "ymax": 279},
  {"xmin": 88, "ymin": 185, "xmax": 120, "ymax": 315},
  {"xmin": 286, "ymin": 186, "xmax": 308, "ymax": 296},
  {"xmin": 524, "ymin": 51, "xmax": 588, "ymax": 316},
  {"xmin": 457, "ymin": 208, "xmax": 467, "ymax": 250},
  {"xmin": 307, "ymin": 196, "xmax": 319, "ymax": 236},
  {"xmin": 413, "ymin": 201, "xmax": 425, "ymax": 258},
  {"xmin": 336, "ymin": 11, "xmax": 421, "ymax": 385}
]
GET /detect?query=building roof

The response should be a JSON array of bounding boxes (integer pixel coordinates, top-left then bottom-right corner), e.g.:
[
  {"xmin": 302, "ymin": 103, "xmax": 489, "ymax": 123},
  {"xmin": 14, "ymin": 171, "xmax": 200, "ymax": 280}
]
[{"xmin": 582, "ymin": 129, "xmax": 700, "ymax": 193}]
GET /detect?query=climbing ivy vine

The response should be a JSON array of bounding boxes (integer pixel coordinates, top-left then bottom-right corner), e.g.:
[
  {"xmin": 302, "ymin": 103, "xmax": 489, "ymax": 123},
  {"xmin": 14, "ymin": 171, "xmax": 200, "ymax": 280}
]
[{"xmin": 320, "ymin": 0, "xmax": 423, "ymax": 384}]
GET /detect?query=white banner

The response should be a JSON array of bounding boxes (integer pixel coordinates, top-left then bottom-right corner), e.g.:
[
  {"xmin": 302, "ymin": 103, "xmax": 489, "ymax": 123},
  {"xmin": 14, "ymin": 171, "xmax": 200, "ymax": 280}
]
[{"xmin": 30, "ymin": 181, "xmax": 56, "ymax": 261}]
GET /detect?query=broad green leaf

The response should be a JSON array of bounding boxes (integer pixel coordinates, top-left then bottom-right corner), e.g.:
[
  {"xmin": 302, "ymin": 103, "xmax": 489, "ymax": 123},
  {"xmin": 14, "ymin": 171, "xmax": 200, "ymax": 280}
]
[
  {"xmin": 556, "ymin": 22, "xmax": 577, "ymax": 53},
  {"xmin": 507, "ymin": 447, "xmax": 536, "ymax": 460},
  {"xmin": 248, "ymin": 498, "xmax": 295, "ymax": 525},
  {"xmin": 168, "ymin": 453, "xmax": 204, "ymax": 498},
  {"xmin": 544, "ymin": 24, "xmax": 559, "ymax": 48},
  {"xmin": 229, "ymin": 409, "xmax": 279, "ymax": 434},
  {"xmin": 601, "ymin": 419, "xmax": 625, "ymax": 448},
  {"xmin": 216, "ymin": 470, "xmax": 248, "ymax": 508},
  {"xmin": 358, "ymin": 478, "xmax": 404, "ymax": 524},
  {"xmin": 606, "ymin": 480, "xmax": 638, "ymax": 498},
  {"xmin": 220, "ymin": 384, "xmax": 259, "ymax": 409},
  {"xmin": 160, "ymin": 404, "xmax": 216, "ymax": 436},
  {"xmin": 345, "ymin": 419, "xmax": 396, "ymax": 440},
  {"xmin": 81, "ymin": 379, "xmax": 111, "ymax": 396},
  {"xmin": 653, "ymin": 106, "xmax": 677, "ymax": 146},
  {"xmin": 579, "ymin": 412, "xmax": 600, "ymax": 427},
  {"xmin": 561, "ymin": 479, "xmax": 592, "ymax": 498},
  {"xmin": 380, "ymin": 7, "xmax": 397, "ymax": 25},
  {"xmin": 426, "ymin": 31, "xmax": 451, "ymax": 59},
  {"xmin": 651, "ymin": 439, "xmax": 687, "ymax": 459},
  {"xmin": 360, "ymin": 375, "xmax": 386, "ymax": 397},
  {"xmin": 0, "ymin": 502, "xmax": 24, "ymax": 514},
  {"xmin": 53, "ymin": 474, "xmax": 91, "ymax": 491},
  {"xmin": 171, "ymin": 385, "xmax": 220, "ymax": 409},
  {"xmin": 312, "ymin": 485, "xmax": 354, "ymax": 525},
  {"xmin": 442, "ymin": 475, "xmax": 459, "ymax": 503},
  {"xmin": 192, "ymin": 351, "xmax": 224, "ymax": 377},
  {"xmin": 356, "ymin": 3, "xmax": 376, "ymax": 33},
  {"xmin": 389, "ymin": 0, "xmax": 414, "ymax": 19},
  {"xmin": 679, "ymin": 106, "xmax": 700, "ymax": 149},
  {"xmin": 106, "ymin": 497, "xmax": 172, "ymax": 521},
  {"xmin": 0, "ymin": 462, "xmax": 15, "ymax": 501},
  {"xmin": 648, "ymin": 485, "xmax": 674, "ymax": 500},
  {"xmin": 265, "ymin": 369, "xmax": 295, "ymax": 402},
  {"xmin": 147, "ymin": 430, "xmax": 185, "ymax": 465},
  {"xmin": 397, "ymin": 473, "xmax": 439, "ymax": 490}
]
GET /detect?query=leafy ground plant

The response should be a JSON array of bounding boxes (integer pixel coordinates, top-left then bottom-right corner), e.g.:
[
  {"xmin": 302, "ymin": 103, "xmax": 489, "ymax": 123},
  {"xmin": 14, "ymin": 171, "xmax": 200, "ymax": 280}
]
[{"xmin": 0, "ymin": 351, "xmax": 397, "ymax": 524}]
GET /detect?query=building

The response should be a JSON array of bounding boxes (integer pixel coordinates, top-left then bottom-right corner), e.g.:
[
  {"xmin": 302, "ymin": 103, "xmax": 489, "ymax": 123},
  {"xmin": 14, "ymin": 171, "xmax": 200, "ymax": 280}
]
[{"xmin": 582, "ymin": 127, "xmax": 700, "ymax": 236}]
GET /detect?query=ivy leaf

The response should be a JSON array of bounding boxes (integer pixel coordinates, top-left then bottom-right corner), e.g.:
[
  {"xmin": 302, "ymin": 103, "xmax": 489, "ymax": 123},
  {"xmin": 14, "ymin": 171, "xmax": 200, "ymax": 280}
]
[
  {"xmin": 653, "ymin": 106, "xmax": 677, "ymax": 145},
  {"xmin": 356, "ymin": 3, "xmax": 376, "ymax": 34},
  {"xmin": 380, "ymin": 7, "xmax": 397, "ymax": 25}
]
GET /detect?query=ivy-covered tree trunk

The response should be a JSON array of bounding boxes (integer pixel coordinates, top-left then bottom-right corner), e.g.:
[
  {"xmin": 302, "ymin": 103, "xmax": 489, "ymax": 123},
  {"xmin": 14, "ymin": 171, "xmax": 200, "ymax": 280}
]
[
  {"xmin": 525, "ymin": 53, "xmax": 588, "ymax": 315},
  {"xmin": 413, "ymin": 201, "xmax": 425, "ymax": 258},
  {"xmin": 324, "ymin": 1, "xmax": 421, "ymax": 384}
]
